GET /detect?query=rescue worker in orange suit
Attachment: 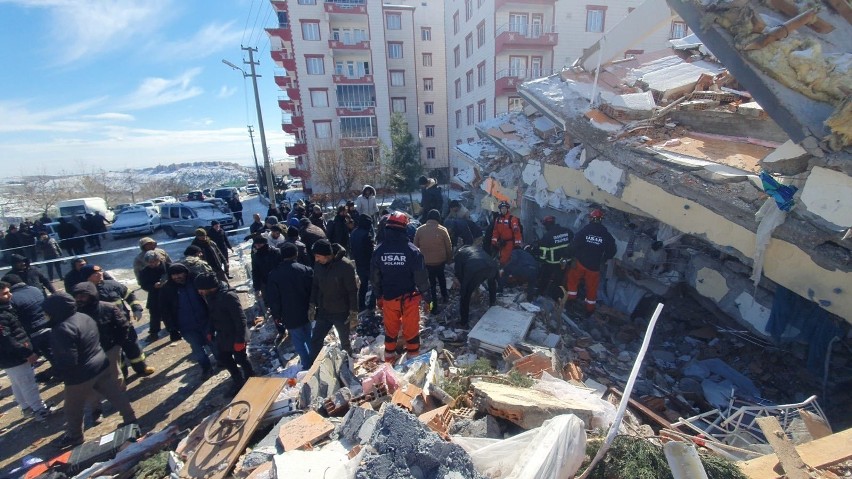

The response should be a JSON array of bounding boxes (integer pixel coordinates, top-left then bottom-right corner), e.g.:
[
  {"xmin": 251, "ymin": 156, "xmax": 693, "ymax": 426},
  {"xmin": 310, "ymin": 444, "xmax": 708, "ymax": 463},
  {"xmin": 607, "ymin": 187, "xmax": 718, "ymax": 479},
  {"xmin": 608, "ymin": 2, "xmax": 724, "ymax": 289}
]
[
  {"xmin": 566, "ymin": 209, "xmax": 617, "ymax": 313},
  {"xmin": 537, "ymin": 216, "xmax": 573, "ymax": 299},
  {"xmin": 370, "ymin": 212, "xmax": 431, "ymax": 363},
  {"xmin": 490, "ymin": 201, "xmax": 522, "ymax": 266}
]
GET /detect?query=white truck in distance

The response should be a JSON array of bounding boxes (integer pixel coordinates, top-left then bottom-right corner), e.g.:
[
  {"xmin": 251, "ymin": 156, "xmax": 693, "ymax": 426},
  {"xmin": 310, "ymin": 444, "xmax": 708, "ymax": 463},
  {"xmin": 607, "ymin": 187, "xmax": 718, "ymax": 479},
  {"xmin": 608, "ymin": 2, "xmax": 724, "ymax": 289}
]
[{"xmin": 56, "ymin": 197, "xmax": 115, "ymax": 221}]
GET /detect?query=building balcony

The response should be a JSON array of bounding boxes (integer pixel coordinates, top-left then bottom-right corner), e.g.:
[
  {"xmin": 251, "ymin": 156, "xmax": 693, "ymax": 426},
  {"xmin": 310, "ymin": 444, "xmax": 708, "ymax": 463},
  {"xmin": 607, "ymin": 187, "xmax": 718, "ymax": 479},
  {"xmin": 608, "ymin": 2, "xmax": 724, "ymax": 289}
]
[
  {"xmin": 324, "ymin": 0, "xmax": 367, "ymax": 15},
  {"xmin": 271, "ymin": 0, "xmax": 287, "ymax": 12},
  {"xmin": 274, "ymin": 69, "xmax": 295, "ymax": 89},
  {"xmin": 495, "ymin": 0, "xmax": 556, "ymax": 10},
  {"xmin": 266, "ymin": 23, "xmax": 292, "ymax": 42},
  {"xmin": 328, "ymin": 39, "xmax": 370, "ymax": 51},
  {"xmin": 278, "ymin": 95, "xmax": 298, "ymax": 110},
  {"xmin": 332, "ymin": 74, "xmax": 373, "ymax": 84},
  {"xmin": 339, "ymin": 137, "xmax": 378, "ymax": 148},
  {"xmin": 286, "ymin": 87, "xmax": 301, "ymax": 100},
  {"xmin": 289, "ymin": 168, "xmax": 310, "ymax": 179},
  {"xmin": 336, "ymin": 102, "xmax": 375, "ymax": 116},
  {"xmin": 271, "ymin": 50, "xmax": 296, "ymax": 70},
  {"xmin": 495, "ymin": 23, "xmax": 558, "ymax": 53},
  {"xmin": 494, "ymin": 68, "xmax": 558, "ymax": 93},
  {"xmin": 286, "ymin": 141, "xmax": 308, "ymax": 156},
  {"xmin": 282, "ymin": 113, "xmax": 304, "ymax": 128}
]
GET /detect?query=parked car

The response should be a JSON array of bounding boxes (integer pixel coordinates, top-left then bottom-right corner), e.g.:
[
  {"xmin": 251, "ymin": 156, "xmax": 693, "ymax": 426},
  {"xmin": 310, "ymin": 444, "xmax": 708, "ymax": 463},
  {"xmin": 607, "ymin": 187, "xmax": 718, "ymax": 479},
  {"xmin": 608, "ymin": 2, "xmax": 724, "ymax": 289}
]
[
  {"xmin": 202, "ymin": 188, "xmax": 213, "ymax": 197},
  {"xmin": 213, "ymin": 187, "xmax": 240, "ymax": 202},
  {"xmin": 109, "ymin": 206, "xmax": 160, "ymax": 238},
  {"xmin": 204, "ymin": 198, "xmax": 232, "ymax": 214},
  {"xmin": 159, "ymin": 201, "xmax": 236, "ymax": 238},
  {"xmin": 246, "ymin": 185, "xmax": 259, "ymax": 195},
  {"xmin": 113, "ymin": 203, "xmax": 133, "ymax": 214},
  {"xmin": 288, "ymin": 178, "xmax": 303, "ymax": 190},
  {"xmin": 151, "ymin": 196, "xmax": 177, "ymax": 204},
  {"xmin": 186, "ymin": 190, "xmax": 205, "ymax": 201},
  {"xmin": 135, "ymin": 200, "xmax": 157, "ymax": 209}
]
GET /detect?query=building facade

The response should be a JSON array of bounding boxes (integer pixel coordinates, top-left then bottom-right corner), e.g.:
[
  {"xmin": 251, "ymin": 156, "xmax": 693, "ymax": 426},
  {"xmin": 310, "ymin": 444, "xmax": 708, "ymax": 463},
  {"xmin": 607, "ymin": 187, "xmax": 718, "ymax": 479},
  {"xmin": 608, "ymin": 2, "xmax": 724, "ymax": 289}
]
[{"xmin": 267, "ymin": 0, "xmax": 447, "ymax": 193}]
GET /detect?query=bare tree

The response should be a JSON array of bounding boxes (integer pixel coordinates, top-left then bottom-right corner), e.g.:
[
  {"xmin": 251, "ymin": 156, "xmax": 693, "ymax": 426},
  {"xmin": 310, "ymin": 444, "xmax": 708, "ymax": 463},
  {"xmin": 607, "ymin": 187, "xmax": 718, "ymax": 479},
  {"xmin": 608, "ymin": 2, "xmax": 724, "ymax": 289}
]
[
  {"xmin": 13, "ymin": 172, "xmax": 70, "ymax": 217},
  {"xmin": 79, "ymin": 168, "xmax": 120, "ymax": 206},
  {"xmin": 310, "ymin": 141, "xmax": 372, "ymax": 205}
]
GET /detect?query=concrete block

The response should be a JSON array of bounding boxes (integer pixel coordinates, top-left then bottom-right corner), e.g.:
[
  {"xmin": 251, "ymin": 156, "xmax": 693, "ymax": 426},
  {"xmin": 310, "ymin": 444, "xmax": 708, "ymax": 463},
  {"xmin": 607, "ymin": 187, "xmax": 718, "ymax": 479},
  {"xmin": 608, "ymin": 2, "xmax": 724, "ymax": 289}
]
[
  {"xmin": 468, "ymin": 306, "xmax": 535, "ymax": 353},
  {"xmin": 337, "ymin": 406, "xmax": 378, "ymax": 444},
  {"xmin": 471, "ymin": 382, "xmax": 593, "ymax": 429},
  {"xmin": 449, "ymin": 415, "xmax": 502, "ymax": 439}
]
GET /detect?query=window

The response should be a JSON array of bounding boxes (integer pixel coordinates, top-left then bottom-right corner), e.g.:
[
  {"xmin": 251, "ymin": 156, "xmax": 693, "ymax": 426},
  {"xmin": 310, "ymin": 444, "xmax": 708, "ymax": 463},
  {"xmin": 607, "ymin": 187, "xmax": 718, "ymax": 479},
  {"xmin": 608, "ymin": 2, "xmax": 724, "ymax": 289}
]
[
  {"xmin": 465, "ymin": 34, "xmax": 473, "ymax": 57},
  {"xmin": 425, "ymin": 125, "xmax": 435, "ymax": 137},
  {"xmin": 453, "ymin": 46, "xmax": 460, "ymax": 67},
  {"xmin": 389, "ymin": 70, "xmax": 405, "ymax": 86},
  {"xmin": 453, "ymin": 11, "xmax": 459, "ymax": 34},
  {"xmin": 670, "ymin": 21, "xmax": 687, "ymax": 39},
  {"xmin": 386, "ymin": 13, "xmax": 402, "ymax": 30},
  {"xmin": 423, "ymin": 78, "xmax": 433, "ymax": 91},
  {"xmin": 340, "ymin": 117, "xmax": 378, "ymax": 138},
  {"xmin": 337, "ymin": 85, "xmax": 375, "ymax": 109},
  {"xmin": 424, "ymin": 102, "xmax": 434, "ymax": 114},
  {"xmin": 314, "ymin": 120, "xmax": 332, "ymax": 139},
  {"xmin": 455, "ymin": 110, "xmax": 461, "ymax": 128},
  {"xmin": 305, "ymin": 56, "xmax": 324, "ymax": 75},
  {"xmin": 465, "ymin": 0, "xmax": 472, "ymax": 20},
  {"xmin": 508, "ymin": 96, "xmax": 523, "ymax": 112},
  {"xmin": 421, "ymin": 27, "xmax": 431, "ymax": 41},
  {"xmin": 477, "ymin": 62, "xmax": 486, "ymax": 86},
  {"xmin": 466, "ymin": 104, "xmax": 474, "ymax": 125},
  {"xmin": 422, "ymin": 53, "xmax": 432, "ymax": 67},
  {"xmin": 297, "ymin": 0, "xmax": 315, "ymax": 4},
  {"xmin": 466, "ymin": 70, "xmax": 473, "ymax": 92},
  {"xmin": 301, "ymin": 21, "xmax": 321, "ymax": 40},
  {"xmin": 477, "ymin": 100, "xmax": 486, "ymax": 122},
  {"xmin": 454, "ymin": 79, "xmax": 461, "ymax": 98},
  {"xmin": 335, "ymin": 60, "xmax": 370, "ymax": 78},
  {"xmin": 391, "ymin": 97, "xmax": 406, "ymax": 113},
  {"xmin": 586, "ymin": 6, "xmax": 606, "ymax": 33},
  {"xmin": 477, "ymin": 21, "xmax": 485, "ymax": 47},
  {"xmin": 426, "ymin": 147, "xmax": 436, "ymax": 160},
  {"xmin": 387, "ymin": 42, "xmax": 403, "ymax": 59},
  {"xmin": 332, "ymin": 27, "xmax": 368, "ymax": 44},
  {"xmin": 310, "ymin": 89, "xmax": 328, "ymax": 107}
]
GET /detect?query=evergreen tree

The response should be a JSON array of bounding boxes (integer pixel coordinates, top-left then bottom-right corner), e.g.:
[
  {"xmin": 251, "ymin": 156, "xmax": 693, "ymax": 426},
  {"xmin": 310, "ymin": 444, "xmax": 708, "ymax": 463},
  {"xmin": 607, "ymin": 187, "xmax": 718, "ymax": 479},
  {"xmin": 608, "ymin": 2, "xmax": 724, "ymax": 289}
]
[{"xmin": 387, "ymin": 113, "xmax": 422, "ymax": 197}]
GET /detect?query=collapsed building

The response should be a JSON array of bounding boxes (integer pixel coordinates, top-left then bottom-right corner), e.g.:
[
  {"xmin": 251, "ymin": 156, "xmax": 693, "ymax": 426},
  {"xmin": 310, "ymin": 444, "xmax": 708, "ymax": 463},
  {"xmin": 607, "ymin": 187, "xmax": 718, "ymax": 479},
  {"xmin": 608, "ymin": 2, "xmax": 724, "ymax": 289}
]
[{"xmin": 453, "ymin": 0, "xmax": 851, "ymax": 375}]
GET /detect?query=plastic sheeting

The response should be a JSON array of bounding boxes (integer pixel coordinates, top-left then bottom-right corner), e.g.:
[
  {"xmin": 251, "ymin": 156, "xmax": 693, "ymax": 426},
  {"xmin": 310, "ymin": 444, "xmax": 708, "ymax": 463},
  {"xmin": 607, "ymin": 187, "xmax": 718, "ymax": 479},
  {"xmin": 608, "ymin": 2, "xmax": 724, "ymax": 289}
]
[
  {"xmin": 751, "ymin": 198, "xmax": 787, "ymax": 286},
  {"xmin": 533, "ymin": 373, "xmax": 617, "ymax": 429},
  {"xmin": 453, "ymin": 414, "xmax": 587, "ymax": 479}
]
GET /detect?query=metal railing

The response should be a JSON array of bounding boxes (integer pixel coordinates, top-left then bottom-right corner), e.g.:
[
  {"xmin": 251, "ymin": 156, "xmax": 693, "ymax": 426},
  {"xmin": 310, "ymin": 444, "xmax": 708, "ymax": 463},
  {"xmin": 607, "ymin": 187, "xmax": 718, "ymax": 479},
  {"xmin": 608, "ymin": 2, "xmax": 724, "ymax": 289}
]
[
  {"xmin": 495, "ymin": 67, "xmax": 559, "ymax": 80},
  {"xmin": 325, "ymin": 0, "xmax": 366, "ymax": 6},
  {"xmin": 495, "ymin": 22, "xmax": 557, "ymax": 38},
  {"xmin": 337, "ymin": 101, "xmax": 375, "ymax": 110}
]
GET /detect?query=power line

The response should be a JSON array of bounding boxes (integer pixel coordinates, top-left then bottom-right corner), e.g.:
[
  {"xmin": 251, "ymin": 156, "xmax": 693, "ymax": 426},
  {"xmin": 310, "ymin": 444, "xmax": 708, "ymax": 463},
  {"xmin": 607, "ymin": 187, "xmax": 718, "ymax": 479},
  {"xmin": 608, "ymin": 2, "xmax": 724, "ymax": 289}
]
[
  {"xmin": 247, "ymin": 1, "xmax": 265, "ymax": 47},
  {"xmin": 255, "ymin": 7, "xmax": 274, "ymax": 46},
  {"xmin": 241, "ymin": 0, "xmax": 259, "ymax": 46}
]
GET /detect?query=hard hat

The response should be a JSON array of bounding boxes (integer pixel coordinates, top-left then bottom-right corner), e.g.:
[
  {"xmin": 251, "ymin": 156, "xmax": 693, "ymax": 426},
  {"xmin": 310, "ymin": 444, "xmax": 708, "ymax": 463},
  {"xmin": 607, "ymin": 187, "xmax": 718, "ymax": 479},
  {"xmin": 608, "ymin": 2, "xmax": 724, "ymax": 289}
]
[
  {"xmin": 498, "ymin": 201, "xmax": 510, "ymax": 209},
  {"xmin": 386, "ymin": 211, "xmax": 409, "ymax": 230},
  {"xmin": 590, "ymin": 209, "xmax": 604, "ymax": 220},
  {"xmin": 542, "ymin": 215, "xmax": 556, "ymax": 226}
]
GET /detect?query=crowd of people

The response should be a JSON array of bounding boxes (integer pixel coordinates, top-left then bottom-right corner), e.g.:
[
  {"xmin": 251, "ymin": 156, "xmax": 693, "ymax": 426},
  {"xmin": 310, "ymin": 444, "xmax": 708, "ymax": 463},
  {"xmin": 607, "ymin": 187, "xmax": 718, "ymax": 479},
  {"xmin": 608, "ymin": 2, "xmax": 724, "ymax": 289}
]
[
  {"xmin": 0, "ymin": 177, "xmax": 618, "ymax": 450},
  {"xmin": 0, "ymin": 213, "xmax": 110, "ymax": 269}
]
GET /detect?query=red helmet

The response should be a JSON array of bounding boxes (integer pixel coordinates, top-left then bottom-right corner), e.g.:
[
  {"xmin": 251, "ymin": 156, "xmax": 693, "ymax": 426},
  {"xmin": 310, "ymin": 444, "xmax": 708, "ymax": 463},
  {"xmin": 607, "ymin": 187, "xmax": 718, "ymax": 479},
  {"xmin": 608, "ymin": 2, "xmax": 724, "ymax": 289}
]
[
  {"xmin": 386, "ymin": 211, "xmax": 409, "ymax": 230},
  {"xmin": 542, "ymin": 215, "xmax": 556, "ymax": 226},
  {"xmin": 590, "ymin": 209, "xmax": 604, "ymax": 220}
]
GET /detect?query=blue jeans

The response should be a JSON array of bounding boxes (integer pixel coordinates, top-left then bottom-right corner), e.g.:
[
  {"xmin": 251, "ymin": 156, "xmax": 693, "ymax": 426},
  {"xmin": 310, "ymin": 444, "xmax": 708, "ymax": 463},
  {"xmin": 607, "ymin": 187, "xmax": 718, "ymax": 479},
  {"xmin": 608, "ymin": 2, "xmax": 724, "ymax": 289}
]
[
  {"xmin": 288, "ymin": 323, "xmax": 313, "ymax": 369},
  {"xmin": 182, "ymin": 330, "xmax": 214, "ymax": 370}
]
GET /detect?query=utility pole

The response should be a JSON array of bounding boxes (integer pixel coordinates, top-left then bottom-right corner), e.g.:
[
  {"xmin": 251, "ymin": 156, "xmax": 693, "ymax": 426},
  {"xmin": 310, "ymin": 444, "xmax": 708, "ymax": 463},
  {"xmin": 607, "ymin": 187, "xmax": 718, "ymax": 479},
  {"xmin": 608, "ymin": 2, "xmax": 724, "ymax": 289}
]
[{"xmin": 247, "ymin": 125, "xmax": 263, "ymax": 191}]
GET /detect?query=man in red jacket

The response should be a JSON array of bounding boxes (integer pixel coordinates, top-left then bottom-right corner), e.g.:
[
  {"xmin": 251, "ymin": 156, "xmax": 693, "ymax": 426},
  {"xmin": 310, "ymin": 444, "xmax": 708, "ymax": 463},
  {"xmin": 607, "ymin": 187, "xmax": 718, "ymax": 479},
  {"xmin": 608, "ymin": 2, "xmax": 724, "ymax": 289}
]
[{"xmin": 490, "ymin": 201, "xmax": 523, "ymax": 266}]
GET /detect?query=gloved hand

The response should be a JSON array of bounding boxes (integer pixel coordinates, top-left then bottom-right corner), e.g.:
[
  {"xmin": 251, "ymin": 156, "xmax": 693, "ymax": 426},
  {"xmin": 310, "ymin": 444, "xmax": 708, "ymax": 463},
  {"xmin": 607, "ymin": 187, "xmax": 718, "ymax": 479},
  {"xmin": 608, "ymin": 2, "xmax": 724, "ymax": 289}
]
[
  {"xmin": 233, "ymin": 342, "xmax": 246, "ymax": 352},
  {"xmin": 307, "ymin": 306, "xmax": 316, "ymax": 322},
  {"xmin": 132, "ymin": 309, "xmax": 143, "ymax": 322}
]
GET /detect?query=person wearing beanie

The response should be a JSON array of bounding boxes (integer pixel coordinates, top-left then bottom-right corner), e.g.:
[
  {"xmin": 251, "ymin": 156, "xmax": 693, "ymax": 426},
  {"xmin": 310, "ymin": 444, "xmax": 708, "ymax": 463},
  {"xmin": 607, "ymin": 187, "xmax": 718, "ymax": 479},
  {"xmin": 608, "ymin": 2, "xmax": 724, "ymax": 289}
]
[
  {"xmin": 284, "ymin": 226, "xmax": 309, "ymax": 265},
  {"xmin": 4, "ymin": 274, "xmax": 54, "ymax": 381},
  {"xmin": 63, "ymin": 257, "xmax": 114, "ymax": 294},
  {"xmin": 133, "ymin": 237, "xmax": 172, "ymax": 284},
  {"xmin": 45, "ymin": 292, "xmax": 137, "ymax": 449},
  {"xmin": 0, "ymin": 280, "xmax": 54, "ymax": 423},
  {"xmin": 349, "ymin": 213, "xmax": 376, "ymax": 312},
  {"xmin": 308, "ymin": 239, "xmax": 358, "ymax": 361},
  {"xmin": 414, "ymin": 210, "xmax": 453, "ymax": 313},
  {"xmin": 327, "ymin": 205, "xmax": 352, "ymax": 253},
  {"xmin": 183, "ymin": 245, "xmax": 214, "ymax": 280},
  {"xmin": 207, "ymin": 220, "xmax": 234, "ymax": 279},
  {"xmin": 160, "ymin": 263, "xmax": 215, "ymax": 373},
  {"xmin": 191, "ymin": 228, "xmax": 227, "ymax": 282},
  {"xmin": 10, "ymin": 253, "xmax": 55, "ymax": 298},
  {"xmin": 138, "ymin": 250, "xmax": 170, "ymax": 343},
  {"xmin": 418, "ymin": 176, "xmax": 443, "ymax": 223},
  {"xmin": 265, "ymin": 216, "xmax": 279, "ymax": 228},
  {"xmin": 299, "ymin": 217, "xmax": 327, "ymax": 267},
  {"xmin": 309, "ymin": 204, "xmax": 327, "ymax": 234},
  {"xmin": 194, "ymin": 273, "xmax": 254, "ymax": 395},
  {"xmin": 265, "ymin": 242, "xmax": 314, "ymax": 368},
  {"xmin": 85, "ymin": 264, "xmax": 155, "ymax": 377}
]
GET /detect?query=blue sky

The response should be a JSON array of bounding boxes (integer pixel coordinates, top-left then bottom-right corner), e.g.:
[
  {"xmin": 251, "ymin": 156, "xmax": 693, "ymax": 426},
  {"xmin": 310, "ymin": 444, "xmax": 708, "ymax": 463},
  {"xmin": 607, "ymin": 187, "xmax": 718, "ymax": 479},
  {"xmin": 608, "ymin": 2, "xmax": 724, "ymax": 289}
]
[{"xmin": 0, "ymin": 0, "xmax": 290, "ymax": 176}]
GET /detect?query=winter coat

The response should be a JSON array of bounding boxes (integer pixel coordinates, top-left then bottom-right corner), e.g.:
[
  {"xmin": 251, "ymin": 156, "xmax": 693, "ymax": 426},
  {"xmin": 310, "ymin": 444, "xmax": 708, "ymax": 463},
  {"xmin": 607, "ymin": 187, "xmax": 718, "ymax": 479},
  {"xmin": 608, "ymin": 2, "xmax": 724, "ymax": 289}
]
[
  {"xmin": 265, "ymin": 259, "xmax": 313, "ymax": 329},
  {"xmin": 207, "ymin": 227, "xmax": 233, "ymax": 258},
  {"xmin": 454, "ymin": 246, "xmax": 500, "ymax": 287},
  {"xmin": 45, "ymin": 294, "xmax": 108, "ymax": 385},
  {"xmin": 191, "ymin": 237, "xmax": 226, "ymax": 280},
  {"xmin": 63, "ymin": 268, "xmax": 113, "ymax": 294},
  {"xmin": 446, "ymin": 204, "xmax": 470, "ymax": 220},
  {"xmin": 309, "ymin": 213, "xmax": 327, "ymax": 233},
  {"xmin": 133, "ymin": 248, "xmax": 172, "ymax": 282},
  {"xmin": 9, "ymin": 283, "xmax": 50, "ymax": 335},
  {"xmin": 349, "ymin": 215, "xmax": 375, "ymax": 271},
  {"xmin": 370, "ymin": 228, "xmax": 429, "ymax": 301},
  {"xmin": 538, "ymin": 224, "xmax": 573, "ymax": 264},
  {"xmin": 251, "ymin": 244, "xmax": 283, "ymax": 291},
  {"xmin": 414, "ymin": 220, "xmax": 453, "ymax": 266},
  {"xmin": 0, "ymin": 303, "xmax": 33, "ymax": 368},
  {"xmin": 354, "ymin": 186, "xmax": 378, "ymax": 217},
  {"xmin": 284, "ymin": 239, "xmax": 309, "ymax": 266},
  {"xmin": 74, "ymin": 283, "xmax": 133, "ymax": 353},
  {"xmin": 311, "ymin": 245, "xmax": 358, "ymax": 315},
  {"xmin": 299, "ymin": 222, "xmax": 327, "ymax": 265},
  {"xmin": 420, "ymin": 180, "xmax": 443, "ymax": 217},
  {"xmin": 94, "ymin": 279, "xmax": 143, "ymax": 321},
  {"xmin": 327, "ymin": 215, "xmax": 350, "ymax": 251},
  {"xmin": 36, "ymin": 237, "xmax": 62, "ymax": 260},
  {"xmin": 139, "ymin": 262, "xmax": 168, "ymax": 310},
  {"xmin": 571, "ymin": 222, "xmax": 617, "ymax": 272},
  {"xmin": 56, "ymin": 221, "xmax": 85, "ymax": 251},
  {"xmin": 502, "ymin": 249, "xmax": 539, "ymax": 283},
  {"xmin": 445, "ymin": 217, "xmax": 473, "ymax": 247},
  {"xmin": 10, "ymin": 256, "xmax": 55, "ymax": 297},
  {"xmin": 249, "ymin": 220, "xmax": 266, "ymax": 236},
  {"xmin": 160, "ymin": 279, "xmax": 209, "ymax": 335},
  {"xmin": 205, "ymin": 283, "xmax": 249, "ymax": 352}
]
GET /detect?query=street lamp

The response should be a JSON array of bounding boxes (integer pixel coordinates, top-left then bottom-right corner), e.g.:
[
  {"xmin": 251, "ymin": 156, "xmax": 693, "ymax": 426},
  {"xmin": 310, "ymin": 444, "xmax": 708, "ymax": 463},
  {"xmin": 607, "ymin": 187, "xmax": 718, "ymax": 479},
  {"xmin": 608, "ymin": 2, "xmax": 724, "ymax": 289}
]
[{"xmin": 222, "ymin": 54, "xmax": 276, "ymax": 207}]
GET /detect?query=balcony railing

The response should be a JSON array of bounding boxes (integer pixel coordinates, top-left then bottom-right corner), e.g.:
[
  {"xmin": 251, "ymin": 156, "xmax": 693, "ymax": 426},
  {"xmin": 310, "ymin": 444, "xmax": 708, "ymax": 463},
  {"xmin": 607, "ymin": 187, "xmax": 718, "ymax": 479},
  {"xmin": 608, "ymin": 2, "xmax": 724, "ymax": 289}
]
[
  {"xmin": 495, "ymin": 23, "xmax": 557, "ymax": 38},
  {"xmin": 324, "ymin": 0, "xmax": 367, "ymax": 14},
  {"xmin": 325, "ymin": 0, "xmax": 365, "ymax": 5},
  {"xmin": 337, "ymin": 101, "xmax": 375, "ymax": 110},
  {"xmin": 495, "ymin": 68, "xmax": 558, "ymax": 80},
  {"xmin": 332, "ymin": 74, "xmax": 374, "ymax": 84}
]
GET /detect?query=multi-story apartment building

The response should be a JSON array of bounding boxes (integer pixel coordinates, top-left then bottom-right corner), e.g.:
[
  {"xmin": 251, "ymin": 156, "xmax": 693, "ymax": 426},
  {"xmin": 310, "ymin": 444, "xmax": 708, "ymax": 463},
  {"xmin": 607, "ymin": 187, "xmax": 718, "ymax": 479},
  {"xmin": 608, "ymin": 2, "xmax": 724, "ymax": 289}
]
[
  {"xmin": 267, "ymin": 0, "xmax": 447, "ymax": 193},
  {"xmin": 445, "ymin": 0, "xmax": 687, "ymax": 151}
]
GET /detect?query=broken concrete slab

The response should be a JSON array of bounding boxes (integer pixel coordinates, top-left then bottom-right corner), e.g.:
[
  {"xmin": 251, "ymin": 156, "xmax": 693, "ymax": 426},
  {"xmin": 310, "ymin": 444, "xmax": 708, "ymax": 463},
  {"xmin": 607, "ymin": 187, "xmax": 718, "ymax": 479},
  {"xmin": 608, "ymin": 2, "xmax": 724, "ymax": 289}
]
[
  {"xmin": 337, "ymin": 406, "xmax": 379, "ymax": 444},
  {"xmin": 278, "ymin": 410, "xmax": 335, "ymax": 452},
  {"xmin": 298, "ymin": 345, "xmax": 347, "ymax": 409},
  {"xmin": 468, "ymin": 306, "xmax": 535, "ymax": 353},
  {"xmin": 471, "ymin": 381, "xmax": 593, "ymax": 429},
  {"xmin": 449, "ymin": 415, "xmax": 502, "ymax": 439}
]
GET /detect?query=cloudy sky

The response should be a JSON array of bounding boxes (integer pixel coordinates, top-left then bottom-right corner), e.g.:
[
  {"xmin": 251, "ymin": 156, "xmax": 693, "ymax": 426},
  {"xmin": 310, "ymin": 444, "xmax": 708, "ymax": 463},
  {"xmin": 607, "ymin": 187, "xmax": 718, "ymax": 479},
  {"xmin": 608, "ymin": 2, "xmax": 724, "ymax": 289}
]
[{"xmin": 0, "ymin": 0, "xmax": 291, "ymax": 176}]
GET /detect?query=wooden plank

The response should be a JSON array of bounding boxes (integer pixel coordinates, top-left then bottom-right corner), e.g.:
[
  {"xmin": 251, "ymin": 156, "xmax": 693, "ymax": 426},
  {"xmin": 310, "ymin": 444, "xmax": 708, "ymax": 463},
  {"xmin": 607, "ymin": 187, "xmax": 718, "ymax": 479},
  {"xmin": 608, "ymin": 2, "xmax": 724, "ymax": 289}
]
[
  {"xmin": 739, "ymin": 427, "xmax": 852, "ymax": 478},
  {"xmin": 277, "ymin": 410, "xmax": 334, "ymax": 452},
  {"xmin": 180, "ymin": 378, "xmax": 286, "ymax": 479},
  {"xmin": 798, "ymin": 410, "xmax": 832, "ymax": 440},
  {"xmin": 607, "ymin": 387, "xmax": 678, "ymax": 432},
  {"xmin": 767, "ymin": 0, "xmax": 834, "ymax": 32},
  {"xmin": 755, "ymin": 416, "xmax": 809, "ymax": 479}
]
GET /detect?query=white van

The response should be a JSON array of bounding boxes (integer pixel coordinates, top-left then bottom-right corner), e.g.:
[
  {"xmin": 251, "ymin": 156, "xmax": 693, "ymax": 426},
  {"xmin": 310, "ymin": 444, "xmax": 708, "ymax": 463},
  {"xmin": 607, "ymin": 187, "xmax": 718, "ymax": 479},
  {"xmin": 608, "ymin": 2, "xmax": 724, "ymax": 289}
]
[{"xmin": 56, "ymin": 197, "xmax": 115, "ymax": 222}]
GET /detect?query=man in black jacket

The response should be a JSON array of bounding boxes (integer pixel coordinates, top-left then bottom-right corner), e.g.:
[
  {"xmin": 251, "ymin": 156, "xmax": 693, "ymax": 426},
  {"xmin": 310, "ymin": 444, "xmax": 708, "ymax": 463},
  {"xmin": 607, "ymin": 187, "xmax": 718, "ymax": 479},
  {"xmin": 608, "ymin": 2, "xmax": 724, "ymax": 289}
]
[
  {"xmin": 44, "ymin": 293, "xmax": 137, "ymax": 449},
  {"xmin": 536, "ymin": 216, "xmax": 573, "ymax": 299},
  {"xmin": 138, "ymin": 251, "xmax": 170, "ymax": 343},
  {"xmin": 0, "ymin": 281, "xmax": 53, "ymax": 422},
  {"xmin": 327, "ymin": 205, "xmax": 351, "ymax": 252},
  {"xmin": 349, "ymin": 214, "xmax": 376, "ymax": 312},
  {"xmin": 4, "ymin": 274, "xmax": 54, "ymax": 375},
  {"xmin": 207, "ymin": 221, "xmax": 233, "ymax": 279},
  {"xmin": 73, "ymin": 282, "xmax": 134, "ymax": 388},
  {"xmin": 191, "ymin": 229, "xmax": 227, "ymax": 281},
  {"xmin": 285, "ymin": 226, "xmax": 309, "ymax": 265},
  {"xmin": 454, "ymin": 245, "xmax": 499, "ymax": 327},
  {"xmin": 10, "ymin": 254, "xmax": 55, "ymax": 298},
  {"xmin": 251, "ymin": 236, "xmax": 282, "ymax": 299},
  {"xmin": 160, "ymin": 263, "xmax": 214, "ymax": 375},
  {"xmin": 195, "ymin": 273, "xmax": 254, "ymax": 395},
  {"xmin": 265, "ymin": 243, "xmax": 314, "ymax": 368},
  {"xmin": 309, "ymin": 240, "xmax": 358, "ymax": 360},
  {"xmin": 299, "ymin": 217, "xmax": 327, "ymax": 267},
  {"xmin": 566, "ymin": 209, "xmax": 617, "ymax": 313},
  {"xmin": 418, "ymin": 175, "xmax": 443, "ymax": 223},
  {"xmin": 64, "ymin": 257, "xmax": 114, "ymax": 294}
]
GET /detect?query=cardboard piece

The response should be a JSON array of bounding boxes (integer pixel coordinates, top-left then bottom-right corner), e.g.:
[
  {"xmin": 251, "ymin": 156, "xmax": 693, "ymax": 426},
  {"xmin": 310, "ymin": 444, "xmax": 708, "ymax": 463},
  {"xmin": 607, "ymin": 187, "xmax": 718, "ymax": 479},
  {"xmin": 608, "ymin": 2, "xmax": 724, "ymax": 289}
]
[
  {"xmin": 468, "ymin": 306, "xmax": 535, "ymax": 353},
  {"xmin": 278, "ymin": 411, "xmax": 335, "ymax": 452}
]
